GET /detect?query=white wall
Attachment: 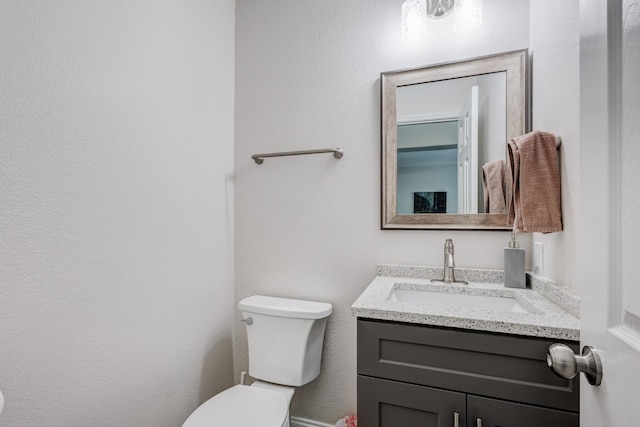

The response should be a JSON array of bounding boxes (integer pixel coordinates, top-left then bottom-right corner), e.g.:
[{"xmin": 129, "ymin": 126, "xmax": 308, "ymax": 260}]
[
  {"xmin": 477, "ymin": 73, "xmax": 507, "ymax": 212},
  {"xmin": 477, "ymin": 73, "xmax": 507, "ymax": 165},
  {"xmin": 0, "ymin": 1, "xmax": 235, "ymax": 426},
  {"xmin": 398, "ymin": 162, "xmax": 458, "ymax": 214},
  {"xmin": 397, "ymin": 76, "xmax": 480, "ymax": 119},
  {"xmin": 397, "ymin": 121, "xmax": 458, "ymax": 149},
  {"xmin": 530, "ymin": 0, "xmax": 580, "ymax": 289},
  {"xmin": 397, "ymin": 123, "xmax": 458, "ymax": 214},
  {"xmin": 235, "ymin": 0, "xmax": 533, "ymax": 423}
]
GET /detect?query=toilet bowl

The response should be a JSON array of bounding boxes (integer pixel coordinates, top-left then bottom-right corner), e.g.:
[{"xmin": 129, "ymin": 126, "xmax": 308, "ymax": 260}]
[
  {"xmin": 182, "ymin": 382, "xmax": 294, "ymax": 427},
  {"xmin": 181, "ymin": 295, "xmax": 332, "ymax": 427}
]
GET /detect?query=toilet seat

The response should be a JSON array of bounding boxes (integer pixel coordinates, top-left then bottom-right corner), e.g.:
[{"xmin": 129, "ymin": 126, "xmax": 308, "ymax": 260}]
[{"xmin": 182, "ymin": 385, "xmax": 289, "ymax": 427}]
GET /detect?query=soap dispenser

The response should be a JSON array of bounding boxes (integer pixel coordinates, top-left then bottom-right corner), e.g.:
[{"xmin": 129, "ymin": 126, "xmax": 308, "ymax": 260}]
[{"xmin": 504, "ymin": 233, "xmax": 526, "ymax": 288}]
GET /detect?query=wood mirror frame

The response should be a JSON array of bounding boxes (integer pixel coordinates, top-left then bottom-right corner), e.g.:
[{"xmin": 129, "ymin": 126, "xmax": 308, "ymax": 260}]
[{"xmin": 381, "ymin": 50, "xmax": 529, "ymax": 230}]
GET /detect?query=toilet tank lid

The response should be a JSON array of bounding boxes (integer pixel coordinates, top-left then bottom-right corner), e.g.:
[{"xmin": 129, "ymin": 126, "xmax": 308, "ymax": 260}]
[{"xmin": 239, "ymin": 295, "xmax": 332, "ymax": 319}]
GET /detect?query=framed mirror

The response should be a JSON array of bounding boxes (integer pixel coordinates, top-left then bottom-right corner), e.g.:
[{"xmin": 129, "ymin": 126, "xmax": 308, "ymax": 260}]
[{"xmin": 381, "ymin": 50, "xmax": 529, "ymax": 230}]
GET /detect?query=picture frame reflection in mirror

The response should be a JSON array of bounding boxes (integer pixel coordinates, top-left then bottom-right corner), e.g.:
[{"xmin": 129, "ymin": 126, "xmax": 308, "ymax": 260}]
[{"xmin": 413, "ymin": 191, "xmax": 447, "ymax": 213}]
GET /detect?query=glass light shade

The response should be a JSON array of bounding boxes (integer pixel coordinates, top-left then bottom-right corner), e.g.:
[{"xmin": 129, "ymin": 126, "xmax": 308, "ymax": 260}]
[
  {"xmin": 454, "ymin": 0, "xmax": 483, "ymax": 32},
  {"xmin": 402, "ymin": 0, "xmax": 427, "ymax": 41}
]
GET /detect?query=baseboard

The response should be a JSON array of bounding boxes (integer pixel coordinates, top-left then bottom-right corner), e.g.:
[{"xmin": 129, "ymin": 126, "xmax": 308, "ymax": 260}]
[{"xmin": 290, "ymin": 416, "xmax": 334, "ymax": 427}]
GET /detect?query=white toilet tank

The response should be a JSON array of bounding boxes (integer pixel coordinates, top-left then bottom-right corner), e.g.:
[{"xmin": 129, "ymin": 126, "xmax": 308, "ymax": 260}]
[{"xmin": 239, "ymin": 295, "xmax": 332, "ymax": 387}]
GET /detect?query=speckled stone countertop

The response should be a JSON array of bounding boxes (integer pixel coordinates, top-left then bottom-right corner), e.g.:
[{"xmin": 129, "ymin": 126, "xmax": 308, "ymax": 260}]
[{"xmin": 351, "ymin": 265, "xmax": 580, "ymax": 341}]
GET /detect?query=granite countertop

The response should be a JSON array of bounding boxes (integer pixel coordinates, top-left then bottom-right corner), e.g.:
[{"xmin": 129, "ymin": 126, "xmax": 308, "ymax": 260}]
[{"xmin": 351, "ymin": 265, "xmax": 580, "ymax": 341}]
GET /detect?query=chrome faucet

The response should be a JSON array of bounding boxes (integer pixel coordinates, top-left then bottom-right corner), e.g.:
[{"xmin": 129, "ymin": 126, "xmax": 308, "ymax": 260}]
[
  {"xmin": 443, "ymin": 239, "xmax": 456, "ymax": 282},
  {"xmin": 432, "ymin": 239, "xmax": 468, "ymax": 284}
]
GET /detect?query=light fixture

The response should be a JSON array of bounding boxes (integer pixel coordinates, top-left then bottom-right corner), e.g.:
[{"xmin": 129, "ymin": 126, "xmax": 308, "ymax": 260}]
[
  {"xmin": 401, "ymin": 0, "xmax": 427, "ymax": 42},
  {"xmin": 401, "ymin": 0, "xmax": 482, "ymax": 40}
]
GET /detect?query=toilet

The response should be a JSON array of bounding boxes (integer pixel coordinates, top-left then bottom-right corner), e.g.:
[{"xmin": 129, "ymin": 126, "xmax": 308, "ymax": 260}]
[{"xmin": 182, "ymin": 295, "xmax": 333, "ymax": 427}]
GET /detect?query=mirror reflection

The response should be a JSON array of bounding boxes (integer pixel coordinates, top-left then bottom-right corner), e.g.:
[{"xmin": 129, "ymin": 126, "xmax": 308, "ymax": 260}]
[
  {"xmin": 381, "ymin": 50, "xmax": 528, "ymax": 230},
  {"xmin": 396, "ymin": 72, "xmax": 506, "ymax": 214}
]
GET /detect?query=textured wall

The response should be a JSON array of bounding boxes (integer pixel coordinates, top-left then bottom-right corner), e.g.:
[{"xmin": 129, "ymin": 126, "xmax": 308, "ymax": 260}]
[
  {"xmin": 234, "ymin": 0, "xmax": 533, "ymax": 423},
  {"xmin": 0, "ymin": 1, "xmax": 235, "ymax": 425},
  {"xmin": 530, "ymin": 0, "xmax": 581, "ymax": 290}
]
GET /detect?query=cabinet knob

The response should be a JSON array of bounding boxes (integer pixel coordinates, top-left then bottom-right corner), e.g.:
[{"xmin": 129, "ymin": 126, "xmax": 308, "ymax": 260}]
[
  {"xmin": 453, "ymin": 411, "xmax": 459, "ymax": 427},
  {"xmin": 546, "ymin": 344, "xmax": 603, "ymax": 386}
]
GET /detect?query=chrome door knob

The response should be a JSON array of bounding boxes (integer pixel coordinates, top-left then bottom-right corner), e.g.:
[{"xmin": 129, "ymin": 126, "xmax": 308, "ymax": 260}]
[{"xmin": 547, "ymin": 343, "xmax": 603, "ymax": 386}]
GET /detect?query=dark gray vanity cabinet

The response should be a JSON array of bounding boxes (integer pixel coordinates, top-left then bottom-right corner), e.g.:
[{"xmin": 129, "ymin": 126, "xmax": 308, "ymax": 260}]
[{"xmin": 357, "ymin": 319, "xmax": 579, "ymax": 427}]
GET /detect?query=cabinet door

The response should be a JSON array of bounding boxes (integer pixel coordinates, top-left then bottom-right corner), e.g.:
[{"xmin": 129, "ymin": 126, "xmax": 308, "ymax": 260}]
[
  {"xmin": 358, "ymin": 319, "xmax": 579, "ymax": 412},
  {"xmin": 358, "ymin": 375, "xmax": 466, "ymax": 427},
  {"xmin": 467, "ymin": 395, "xmax": 578, "ymax": 427}
]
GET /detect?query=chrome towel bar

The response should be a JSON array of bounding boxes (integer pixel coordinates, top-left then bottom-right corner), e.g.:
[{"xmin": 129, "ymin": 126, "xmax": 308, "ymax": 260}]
[
  {"xmin": 555, "ymin": 135, "xmax": 562, "ymax": 149},
  {"xmin": 251, "ymin": 148, "xmax": 343, "ymax": 164}
]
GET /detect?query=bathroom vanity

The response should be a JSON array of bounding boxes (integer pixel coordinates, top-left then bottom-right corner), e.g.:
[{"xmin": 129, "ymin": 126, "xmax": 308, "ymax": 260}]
[{"xmin": 352, "ymin": 265, "xmax": 580, "ymax": 427}]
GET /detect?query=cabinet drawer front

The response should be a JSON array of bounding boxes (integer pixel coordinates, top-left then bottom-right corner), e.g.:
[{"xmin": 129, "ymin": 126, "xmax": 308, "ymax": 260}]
[
  {"xmin": 467, "ymin": 395, "xmax": 579, "ymax": 427},
  {"xmin": 357, "ymin": 319, "xmax": 579, "ymax": 412},
  {"xmin": 358, "ymin": 375, "xmax": 466, "ymax": 427}
]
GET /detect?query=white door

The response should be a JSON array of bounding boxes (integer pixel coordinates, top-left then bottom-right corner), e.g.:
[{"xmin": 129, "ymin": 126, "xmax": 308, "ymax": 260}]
[
  {"xmin": 578, "ymin": 0, "xmax": 640, "ymax": 424},
  {"xmin": 457, "ymin": 86, "xmax": 478, "ymax": 214}
]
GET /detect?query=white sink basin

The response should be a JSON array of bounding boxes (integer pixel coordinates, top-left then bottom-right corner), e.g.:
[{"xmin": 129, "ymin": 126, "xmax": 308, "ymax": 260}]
[{"xmin": 388, "ymin": 288, "xmax": 532, "ymax": 314}]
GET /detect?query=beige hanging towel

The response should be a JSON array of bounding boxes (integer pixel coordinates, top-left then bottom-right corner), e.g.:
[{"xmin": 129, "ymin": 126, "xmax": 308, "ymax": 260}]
[
  {"xmin": 507, "ymin": 130, "xmax": 562, "ymax": 233},
  {"xmin": 482, "ymin": 159, "xmax": 506, "ymax": 213}
]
